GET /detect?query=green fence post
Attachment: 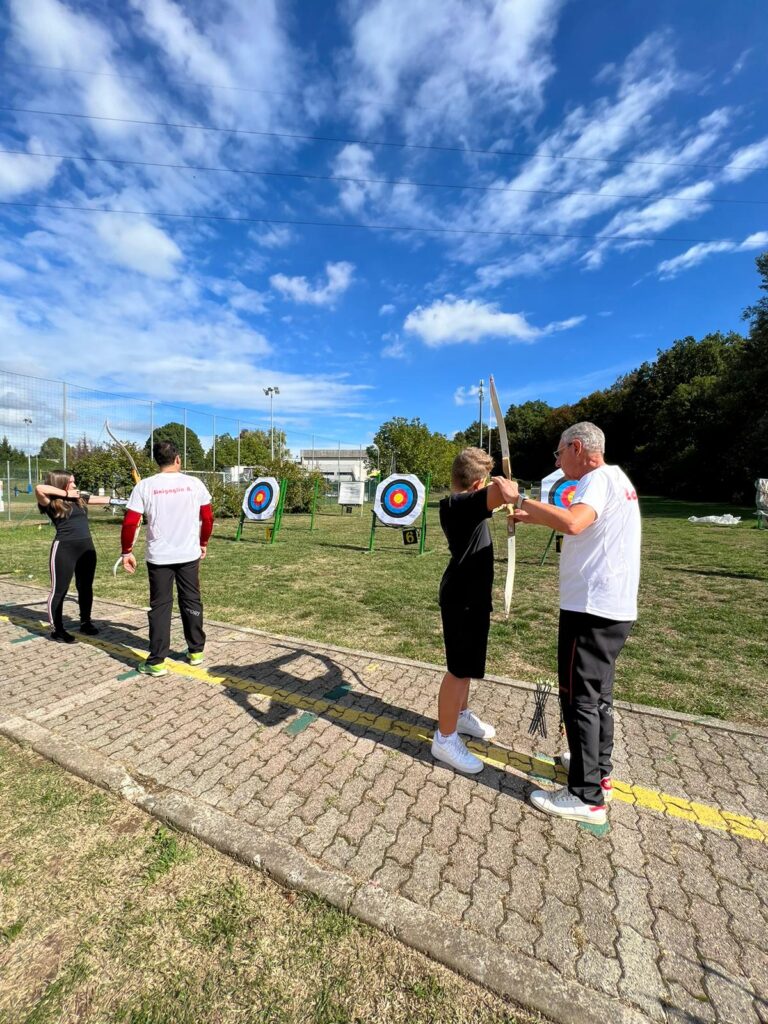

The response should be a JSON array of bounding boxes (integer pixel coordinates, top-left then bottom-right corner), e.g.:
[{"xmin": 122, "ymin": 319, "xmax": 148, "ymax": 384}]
[
  {"xmin": 539, "ymin": 529, "xmax": 556, "ymax": 566},
  {"xmin": 418, "ymin": 472, "xmax": 431, "ymax": 555},
  {"xmin": 271, "ymin": 478, "xmax": 287, "ymax": 543},
  {"xmin": 310, "ymin": 477, "xmax": 319, "ymax": 532}
]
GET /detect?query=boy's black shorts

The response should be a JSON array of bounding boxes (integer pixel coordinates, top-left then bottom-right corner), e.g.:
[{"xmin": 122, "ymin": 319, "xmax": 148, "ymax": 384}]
[{"xmin": 440, "ymin": 603, "xmax": 491, "ymax": 680}]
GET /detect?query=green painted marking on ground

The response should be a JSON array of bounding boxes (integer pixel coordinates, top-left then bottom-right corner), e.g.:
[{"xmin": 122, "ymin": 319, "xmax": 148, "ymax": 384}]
[
  {"xmin": 10, "ymin": 634, "xmax": 39, "ymax": 644},
  {"xmin": 283, "ymin": 681, "xmax": 350, "ymax": 737},
  {"xmin": 579, "ymin": 821, "xmax": 611, "ymax": 837},
  {"xmin": 323, "ymin": 682, "xmax": 352, "ymax": 701},
  {"xmin": 117, "ymin": 670, "xmax": 141, "ymax": 681},
  {"xmin": 284, "ymin": 711, "xmax": 318, "ymax": 736}
]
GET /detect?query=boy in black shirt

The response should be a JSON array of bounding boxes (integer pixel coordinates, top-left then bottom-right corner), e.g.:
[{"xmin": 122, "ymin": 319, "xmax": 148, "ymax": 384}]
[{"xmin": 433, "ymin": 448, "xmax": 519, "ymax": 773}]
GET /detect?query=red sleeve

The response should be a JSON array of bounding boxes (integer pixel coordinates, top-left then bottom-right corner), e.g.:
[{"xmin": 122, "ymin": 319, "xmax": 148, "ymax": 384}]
[
  {"xmin": 199, "ymin": 503, "xmax": 214, "ymax": 546},
  {"xmin": 121, "ymin": 509, "xmax": 142, "ymax": 554}
]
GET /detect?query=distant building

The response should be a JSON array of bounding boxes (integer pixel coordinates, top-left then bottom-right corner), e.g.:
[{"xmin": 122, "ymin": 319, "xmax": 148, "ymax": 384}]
[{"xmin": 299, "ymin": 448, "xmax": 367, "ymax": 482}]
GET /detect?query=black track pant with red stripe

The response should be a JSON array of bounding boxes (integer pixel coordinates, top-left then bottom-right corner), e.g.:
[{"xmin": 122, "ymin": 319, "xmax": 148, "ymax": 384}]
[
  {"xmin": 558, "ymin": 610, "xmax": 634, "ymax": 806},
  {"xmin": 48, "ymin": 538, "xmax": 96, "ymax": 633}
]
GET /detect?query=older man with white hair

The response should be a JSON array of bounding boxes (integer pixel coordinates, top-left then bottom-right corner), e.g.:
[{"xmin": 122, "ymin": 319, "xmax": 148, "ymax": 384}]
[{"xmin": 511, "ymin": 422, "xmax": 641, "ymax": 825}]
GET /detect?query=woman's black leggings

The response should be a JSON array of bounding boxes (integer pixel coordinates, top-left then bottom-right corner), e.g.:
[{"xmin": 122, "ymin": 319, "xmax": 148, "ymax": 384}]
[{"xmin": 47, "ymin": 538, "xmax": 97, "ymax": 633}]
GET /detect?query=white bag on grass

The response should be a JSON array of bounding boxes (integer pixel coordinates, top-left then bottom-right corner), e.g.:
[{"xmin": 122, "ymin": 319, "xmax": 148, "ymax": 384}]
[{"xmin": 688, "ymin": 514, "xmax": 741, "ymax": 526}]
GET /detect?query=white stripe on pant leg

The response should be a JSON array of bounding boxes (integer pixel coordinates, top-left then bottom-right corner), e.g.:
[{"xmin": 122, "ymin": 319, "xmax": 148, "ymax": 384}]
[{"xmin": 47, "ymin": 539, "xmax": 59, "ymax": 627}]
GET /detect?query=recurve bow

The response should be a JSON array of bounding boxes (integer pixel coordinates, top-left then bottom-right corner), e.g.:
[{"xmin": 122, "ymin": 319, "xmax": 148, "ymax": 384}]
[
  {"xmin": 105, "ymin": 420, "xmax": 142, "ymax": 576},
  {"xmin": 489, "ymin": 376, "xmax": 516, "ymax": 617}
]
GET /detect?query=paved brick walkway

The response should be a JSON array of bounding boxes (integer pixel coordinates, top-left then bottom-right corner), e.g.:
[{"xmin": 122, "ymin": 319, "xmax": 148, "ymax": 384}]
[{"xmin": 1, "ymin": 580, "xmax": 766, "ymax": 1024}]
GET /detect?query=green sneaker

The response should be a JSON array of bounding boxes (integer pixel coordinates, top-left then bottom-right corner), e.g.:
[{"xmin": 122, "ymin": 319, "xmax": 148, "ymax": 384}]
[
  {"xmin": 186, "ymin": 651, "xmax": 204, "ymax": 666},
  {"xmin": 138, "ymin": 661, "xmax": 168, "ymax": 677}
]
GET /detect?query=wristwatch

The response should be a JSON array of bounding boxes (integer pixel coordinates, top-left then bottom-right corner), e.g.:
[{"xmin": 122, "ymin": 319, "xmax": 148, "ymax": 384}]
[{"xmin": 515, "ymin": 493, "xmax": 527, "ymax": 509}]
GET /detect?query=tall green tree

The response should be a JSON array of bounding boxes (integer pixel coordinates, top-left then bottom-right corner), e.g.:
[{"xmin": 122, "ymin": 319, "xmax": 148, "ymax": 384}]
[
  {"xmin": 144, "ymin": 422, "xmax": 206, "ymax": 469},
  {"xmin": 372, "ymin": 417, "xmax": 460, "ymax": 488}
]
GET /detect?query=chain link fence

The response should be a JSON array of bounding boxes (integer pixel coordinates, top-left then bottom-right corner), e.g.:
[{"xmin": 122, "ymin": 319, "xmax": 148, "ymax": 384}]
[{"xmin": 0, "ymin": 369, "xmax": 371, "ymax": 523}]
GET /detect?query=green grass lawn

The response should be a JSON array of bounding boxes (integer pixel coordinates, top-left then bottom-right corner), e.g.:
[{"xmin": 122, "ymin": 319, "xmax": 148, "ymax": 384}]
[
  {"xmin": 2, "ymin": 495, "xmax": 766, "ymax": 724},
  {"xmin": 0, "ymin": 738, "xmax": 542, "ymax": 1024}
]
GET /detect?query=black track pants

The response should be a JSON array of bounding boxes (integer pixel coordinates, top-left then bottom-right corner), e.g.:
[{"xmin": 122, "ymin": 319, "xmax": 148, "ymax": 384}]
[
  {"xmin": 47, "ymin": 538, "xmax": 96, "ymax": 632},
  {"xmin": 558, "ymin": 610, "xmax": 634, "ymax": 806},
  {"xmin": 146, "ymin": 559, "xmax": 205, "ymax": 665}
]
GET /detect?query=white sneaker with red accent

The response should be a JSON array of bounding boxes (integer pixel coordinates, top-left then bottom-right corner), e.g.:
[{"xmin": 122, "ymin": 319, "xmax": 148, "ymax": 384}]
[
  {"xmin": 559, "ymin": 751, "xmax": 613, "ymax": 802},
  {"xmin": 529, "ymin": 785, "xmax": 607, "ymax": 824},
  {"xmin": 457, "ymin": 709, "xmax": 496, "ymax": 741}
]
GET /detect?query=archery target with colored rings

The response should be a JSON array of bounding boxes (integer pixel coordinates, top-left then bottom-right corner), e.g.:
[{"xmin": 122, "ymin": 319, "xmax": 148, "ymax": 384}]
[
  {"xmin": 548, "ymin": 478, "xmax": 578, "ymax": 508},
  {"xmin": 242, "ymin": 477, "xmax": 280, "ymax": 520},
  {"xmin": 374, "ymin": 474, "xmax": 425, "ymax": 527}
]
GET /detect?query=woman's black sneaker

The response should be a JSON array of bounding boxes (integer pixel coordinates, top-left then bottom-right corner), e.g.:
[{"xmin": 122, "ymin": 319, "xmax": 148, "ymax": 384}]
[
  {"xmin": 49, "ymin": 630, "xmax": 76, "ymax": 644},
  {"xmin": 79, "ymin": 622, "xmax": 100, "ymax": 636}
]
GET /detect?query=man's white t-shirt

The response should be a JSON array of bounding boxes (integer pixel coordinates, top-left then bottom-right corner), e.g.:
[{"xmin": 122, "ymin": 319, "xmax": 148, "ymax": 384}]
[
  {"xmin": 559, "ymin": 465, "xmax": 641, "ymax": 621},
  {"xmin": 127, "ymin": 472, "xmax": 212, "ymax": 565}
]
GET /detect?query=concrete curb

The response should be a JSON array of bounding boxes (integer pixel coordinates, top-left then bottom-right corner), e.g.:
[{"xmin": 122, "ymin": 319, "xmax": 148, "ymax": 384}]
[
  {"xmin": 5, "ymin": 581, "xmax": 768, "ymax": 740},
  {"xmin": 1, "ymin": 715, "xmax": 655, "ymax": 1024}
]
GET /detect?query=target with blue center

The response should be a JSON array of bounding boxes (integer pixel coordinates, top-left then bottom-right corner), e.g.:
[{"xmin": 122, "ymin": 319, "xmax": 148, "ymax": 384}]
[
  {"xmin": 242, "ymin": 477, "xmax": 280, "ymax": 521},
  {"xmin": 374, "ymin": 474, "xmax": 425, "ymax": 528}
]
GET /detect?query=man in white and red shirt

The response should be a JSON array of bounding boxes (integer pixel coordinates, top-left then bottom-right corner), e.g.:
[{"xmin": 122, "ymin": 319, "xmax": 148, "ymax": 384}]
[
  {"xmin": 120, "ymin": 440, "xmax": 214, "ymax": 676},
  {"xmin": 511, "ymin": 422, "xmax": 641, "ymax": 825}
]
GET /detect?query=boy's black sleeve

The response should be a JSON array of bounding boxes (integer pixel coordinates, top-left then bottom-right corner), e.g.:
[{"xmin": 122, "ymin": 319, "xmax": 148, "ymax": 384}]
[{"xmin": 450, "ymin": 488, "xmax": 492, "ymax": 525}]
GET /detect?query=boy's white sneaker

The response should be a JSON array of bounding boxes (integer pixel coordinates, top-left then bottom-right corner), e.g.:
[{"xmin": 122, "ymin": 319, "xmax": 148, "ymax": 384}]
[
  {"xmin": 431, "ymin": 732, "xmax": 484, "ymax": 774},
  {"xmin": 529, "ymin": 785, "xmax": 607, "ymax": 824},
  {"xmin": 456, "ymin": 709, "xmax": 496, "ymax": 741},
  {"xmin": 559, "ymin": 750, "xmax": 613, "ymax": 801}
]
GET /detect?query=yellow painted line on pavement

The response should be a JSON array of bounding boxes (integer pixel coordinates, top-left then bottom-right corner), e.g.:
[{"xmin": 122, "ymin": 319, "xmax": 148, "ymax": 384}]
[{"xmin": 3, "ymin": 612, "xmax": 767, "ymax": 843}]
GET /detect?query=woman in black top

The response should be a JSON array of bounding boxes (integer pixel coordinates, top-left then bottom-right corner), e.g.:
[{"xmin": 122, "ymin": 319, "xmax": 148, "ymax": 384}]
[{"xmin": 36, "ymin": 470, "xmax": 110, "ymax": 643}]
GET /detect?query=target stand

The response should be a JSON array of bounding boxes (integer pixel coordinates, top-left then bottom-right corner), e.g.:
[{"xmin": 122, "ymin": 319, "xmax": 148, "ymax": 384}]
[
  {"xmin": 235, "ymin": 477, "xmax": 287, "ymax": 544},
  {"xmin": 538, "ymin": 470, "xmax": 578, "ymax": 565},
  {"xmin": 367, "ymin": 473, "xmax": 431, "ymax": 555}
]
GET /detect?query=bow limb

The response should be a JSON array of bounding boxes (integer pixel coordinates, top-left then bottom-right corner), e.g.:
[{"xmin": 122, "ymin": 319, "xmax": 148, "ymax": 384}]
[
  {"xmin": 104, "ymin": 420, "xmax": 141, "ymax": 575},
  {"xmin": 489, "ymin": 376, "xmax": 516, "ymax": 618}
]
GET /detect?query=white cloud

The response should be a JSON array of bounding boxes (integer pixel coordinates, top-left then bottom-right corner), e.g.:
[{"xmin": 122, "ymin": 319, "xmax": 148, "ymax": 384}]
[
  {"xmin": 0, "ymin": 259, "xmax": 26, "ymax": 283},
  {"xmin": 381, "ymin": 331, "xmax": 407, "ymax": 359},
  {"xmin": 722, "ymin": 137, "xmax": 768, "ymax": 183},
  {"xmin": 404, "ymin": 297, "xmax": 584, "ymax": 346},
  {"xmin": 331, "ymin": 144, "xmax": 383, "ymax": 213},
  {"xmin": 379, "ymin": 303, "xmax": 395, "ymax": 315},
  {"xmin": 251, "ymin": 225, "xmax": 294, "ymax": 249},
  {"xmin": 656, "ymin": 231, "xmax": 768, "ymax": 279},
  {"xmin": 129, "ymin": 0, "xmax": 233, "ymax": 91},
  {"xmin": 0, "ymin": 244, "xmax": 372, "ymax": 415},
  {"xmin": 208, "ymin": 279, "xmax": 269, "ymax": 314},
  {"xmin": 454, "ymin": 384, "xmax": 481, "ymax": 406},
  {"xmin": 95, "ymin": 217, "xmax": 183, "ymax": 279},
  {"xmin": 341, "ymin": 0, "xmax": 563, "ymax": 137},
  {"xmin": 0, "ymin": 146, "xmax": 62, "ymax": 198},
  {"xmin": 270, "ymin": 262, "xmax": 355, "ymax": 307}
]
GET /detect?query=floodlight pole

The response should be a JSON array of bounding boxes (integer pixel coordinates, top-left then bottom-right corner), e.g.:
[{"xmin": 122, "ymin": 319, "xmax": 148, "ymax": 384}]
[
  {"xmin": 62, "ymin": 382, "xmax": 67, "ymax": 468},
  {"xmin": 478, "ymin": 380, "xmax": 484, "ymax": 449}
]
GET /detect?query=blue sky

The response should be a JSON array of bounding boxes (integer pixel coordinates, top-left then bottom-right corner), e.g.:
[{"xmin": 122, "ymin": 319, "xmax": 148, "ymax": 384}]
[{"xmin": 0, "ymin": 0, "xmax": 766, "ymax": 455}]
